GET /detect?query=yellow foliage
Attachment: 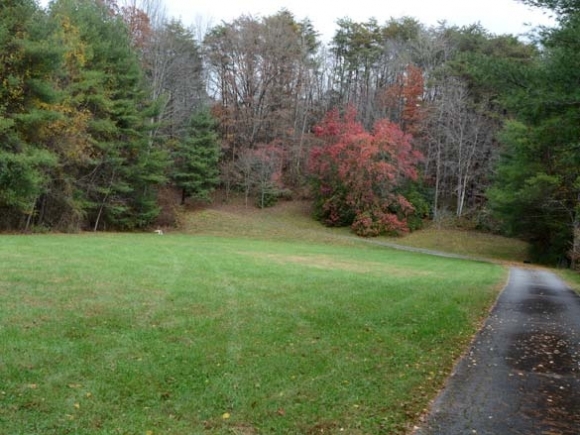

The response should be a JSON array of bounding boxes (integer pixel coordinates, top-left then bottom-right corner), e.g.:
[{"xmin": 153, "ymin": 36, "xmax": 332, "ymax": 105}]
[
  {"xmin": 57, "ymin": 14, "xmax": 87, "ymax": 75},
  {"xmin": 37, "ymin": 102, "xmax": 92, "ymax": 160}
]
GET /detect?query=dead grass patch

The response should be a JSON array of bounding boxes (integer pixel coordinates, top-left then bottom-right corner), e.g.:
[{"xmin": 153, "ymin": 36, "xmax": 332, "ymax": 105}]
[{"xmin": 241, "ymin": 252, "xmax": 434, "ymax": 277}]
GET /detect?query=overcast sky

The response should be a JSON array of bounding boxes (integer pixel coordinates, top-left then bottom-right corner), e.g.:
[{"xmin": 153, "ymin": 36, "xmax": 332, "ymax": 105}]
[
  {"xmin": 164, "ymin": 0, "xmax": 556, "ymax": 41},
  {"xmin": 36, "ymin": 0, "xmax": 557, "ymax": 41}
]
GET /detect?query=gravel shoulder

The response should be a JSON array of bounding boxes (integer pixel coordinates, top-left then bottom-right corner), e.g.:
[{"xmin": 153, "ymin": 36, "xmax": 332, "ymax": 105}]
[{"xmin": 413, "ymin": 267, "xmax": 580, "ymax": 435}]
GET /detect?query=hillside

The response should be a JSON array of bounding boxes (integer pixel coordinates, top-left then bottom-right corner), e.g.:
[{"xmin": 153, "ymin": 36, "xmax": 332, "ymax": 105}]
[{"xmin": 178, "ymin": 198, "xmax": 530, "ymax": 264}]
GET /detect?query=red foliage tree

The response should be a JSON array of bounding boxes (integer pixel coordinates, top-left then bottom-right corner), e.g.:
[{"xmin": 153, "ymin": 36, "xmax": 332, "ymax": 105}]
[
  {"xmin": 120, "ymin": 5, "xmax": 153, "ymax": 54},
  {"xmin": 309, "ymin": 106, "xmax": 423, "ymax": 236},
  {"xmin": 400, "ymin": 64, "xmax": 425, "ymax": 136},
  {"xmin": 381, "ymin": 64, "xmax": 425, "ymax": 137}
]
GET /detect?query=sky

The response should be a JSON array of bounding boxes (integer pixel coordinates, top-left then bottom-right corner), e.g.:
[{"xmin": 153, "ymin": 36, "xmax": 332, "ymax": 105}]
[
  {"xmin": 163, "ymin": 0, "xmax": 557, "ymax": 41},
  {"xmin": 36, "ymin": 0, "xmax": 557, "ymax": 42}
]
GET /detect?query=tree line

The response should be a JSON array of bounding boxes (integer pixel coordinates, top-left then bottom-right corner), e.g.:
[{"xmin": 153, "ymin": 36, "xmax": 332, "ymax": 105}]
[{"xmin": 1, "ymin": 0, "xmax": 579, "ymax": 266}]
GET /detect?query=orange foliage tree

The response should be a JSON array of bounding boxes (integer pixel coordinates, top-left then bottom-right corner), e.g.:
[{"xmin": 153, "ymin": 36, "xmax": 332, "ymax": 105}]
[{"xmin": 381, "ymin": 64, "xmax": 425, "ymax": 136}]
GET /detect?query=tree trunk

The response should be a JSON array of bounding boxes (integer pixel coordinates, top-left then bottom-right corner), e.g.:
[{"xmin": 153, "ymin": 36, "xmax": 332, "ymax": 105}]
[
  {"xmin": 457, "ymin": 172, "xmax": 469, "ymax": 218},
  {"xmin": 572, "ymin": 223, "xmax": 580, "ymax": 270},
  {"xmin": 94, "ymin": 171, "xmax": 116, "ymax": 232},
  {"xmin": 181, "ymin": 188, "xmax": 187, "ymax": 206},
  {"xmin": 571, "ymin": 196, "xmax": 580, "ymax": 270},
  {"xmin": 433, "ymin": 139, "xmax": 441, "ymax": 220}
]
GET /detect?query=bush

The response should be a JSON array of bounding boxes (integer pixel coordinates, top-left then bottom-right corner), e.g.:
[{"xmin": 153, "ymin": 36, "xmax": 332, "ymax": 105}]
[
  {"xmin": 351, "ymin": 208, "xmax": 410, "ymax": 237},
  {"xmin": 398, "ymin": 181, "xmax": 432, "ymax": 231}
]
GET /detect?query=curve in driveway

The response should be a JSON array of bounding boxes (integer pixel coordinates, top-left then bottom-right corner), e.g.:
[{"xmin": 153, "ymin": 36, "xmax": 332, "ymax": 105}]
[{"xmin": 414, "ymin": 267, "xmax": 580, "ymax": 435}]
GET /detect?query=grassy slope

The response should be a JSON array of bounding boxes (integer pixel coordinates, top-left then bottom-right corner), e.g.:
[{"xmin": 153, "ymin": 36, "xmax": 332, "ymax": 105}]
[
  {"xmin": 180, "ymin": 199, "xmax": 530, "ymax": 263},
  {"xmin": 0, "ymin": 200, "xmax": 520, "ymax": 434}
]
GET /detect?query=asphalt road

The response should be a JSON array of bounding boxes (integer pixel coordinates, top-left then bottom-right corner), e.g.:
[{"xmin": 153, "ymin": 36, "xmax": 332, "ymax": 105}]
[{"xmin": 413, "ymin": 268, "xmax": 580, "ymax": 435}]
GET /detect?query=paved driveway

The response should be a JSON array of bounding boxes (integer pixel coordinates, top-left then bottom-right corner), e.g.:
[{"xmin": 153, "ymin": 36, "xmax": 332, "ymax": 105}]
[{"xmin": 414, "ymin": 268, "xmax": 580, "ymax": 435}]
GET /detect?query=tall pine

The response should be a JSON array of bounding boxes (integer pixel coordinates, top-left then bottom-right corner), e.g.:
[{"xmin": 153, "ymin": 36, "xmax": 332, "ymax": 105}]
[
  {"xmin": 0, "ymin": 0, "xmax": 59, "ymax": 230},
  {"xmin": 171, "ymin": 109, "xmax": 220, "ymax": 205},
  {"xmin": 45, "ymin": 0, "xmax": 167, "ymax": 231},
  {"xmin": 488, "ymin": 2, "xmax": 580, "ymax": 265}
]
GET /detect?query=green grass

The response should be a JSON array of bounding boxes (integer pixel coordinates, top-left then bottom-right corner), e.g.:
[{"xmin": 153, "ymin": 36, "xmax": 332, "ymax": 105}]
[
  {"xmin": 0, "ymin": 231, "xmax": 506, "ymax": 435},
  {"xmin": 553, "ymin": 269, "xmax": 580, "ymax": 293}
]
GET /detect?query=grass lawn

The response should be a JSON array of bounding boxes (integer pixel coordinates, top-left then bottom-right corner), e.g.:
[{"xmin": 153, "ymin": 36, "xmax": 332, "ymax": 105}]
[{"xmin": 0, "ymin": 229, "xmax": 506, "ymax": 435}]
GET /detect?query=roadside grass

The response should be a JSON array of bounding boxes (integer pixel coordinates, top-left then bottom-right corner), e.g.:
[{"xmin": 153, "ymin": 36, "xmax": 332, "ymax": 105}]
[
  {"xmin": 383, "ymin": 226, "xmax": 530, "ymax": 263},
  {"xmin": 0, "ymin": 232, "xmax": 506, "ymax": 434},
  {"xmin": 554, "ymin": 269, "xmax": 580, "ymax": 293}
]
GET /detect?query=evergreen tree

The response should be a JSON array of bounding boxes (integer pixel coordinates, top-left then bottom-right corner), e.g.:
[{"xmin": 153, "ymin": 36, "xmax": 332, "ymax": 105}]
[
  {"xmin": 0, "ymin": 0, "xmax": 60, "ymax": 229},
  {"xmin": 45, "ymin": 0, "xmax": 167, "ymax": 230},
  {"xmin": 488, "ymin": 3, "xmax": 580, "ymax": 265},
  {"xmin": 171, "ymin": 109, "xmax": 220, "ymax": 205}
]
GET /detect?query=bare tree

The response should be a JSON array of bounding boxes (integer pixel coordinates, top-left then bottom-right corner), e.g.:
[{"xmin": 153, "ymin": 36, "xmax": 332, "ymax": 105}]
[
  {"xmin": 120, "ymin": 0, "xmax": 166, "ymax": 26},
  {"xmin": 204, "ymin": 11, "xmax": 320, "ymax": 191},
  {"xmin": 423, "ymin": 77, "xmax": 495, "ymax": 218},
  {"xmin": 147, "ymin": 19, "xmax": 206, "ymax": 140}
]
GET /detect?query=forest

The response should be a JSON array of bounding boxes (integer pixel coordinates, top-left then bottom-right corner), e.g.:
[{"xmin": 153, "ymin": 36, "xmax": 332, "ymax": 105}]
[{"xmin": 1, "ymin": 0, "xmax": 579, "ymax": 266}]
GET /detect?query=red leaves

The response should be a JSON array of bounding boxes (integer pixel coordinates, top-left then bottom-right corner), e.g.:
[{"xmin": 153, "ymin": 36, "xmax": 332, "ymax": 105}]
[
  {"xmin": 352, "ymin": 209, "xmax": 409, "ymax": 237},
  {"xmin": 309, "ymin": 106, "xmax": 423, "ymax": 236},
  {"xmin": 372, "ymin": 119, "xmax": 423, "ymax": 181},
  {"xmin": 400, "ymin": 65, "xmax": 425, "ymax": 136},
  {"xmin": 381, "ymin": 65, "xmax": 425, "ymax": 137},
  {"xmin": 313, "ymin": 105, "xmax": 365, "ymax": 144},
  {"xmin": 121, "ymin": 5, "xmax": 153, "ymax": 52}
]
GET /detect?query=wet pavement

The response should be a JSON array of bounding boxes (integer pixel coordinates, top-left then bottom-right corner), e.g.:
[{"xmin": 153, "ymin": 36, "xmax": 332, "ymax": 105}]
[{"xmin": 413, "ymin": 268, "xmax": 580, "ymax": 435}]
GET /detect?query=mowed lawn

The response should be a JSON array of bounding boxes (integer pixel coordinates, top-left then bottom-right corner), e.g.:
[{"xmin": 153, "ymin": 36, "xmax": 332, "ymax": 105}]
[{"xmin": 0, "ymin": 232, "xmax": 506, "ymax": 434}]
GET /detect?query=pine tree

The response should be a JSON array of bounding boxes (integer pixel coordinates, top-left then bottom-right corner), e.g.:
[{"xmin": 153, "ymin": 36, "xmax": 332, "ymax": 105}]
[
  {"xmin": 46, "ymin": 0, "xmax": 167, "ymax": 230},
  {"xmin": 171, "ymin": 109, "xmax": 220, "ymax": 205},
  {"xmin": 0, "ymin": 0, "xmax": 60, "ymax": 229},
  {"xmin": 488, "ymin": 3, "xmax": 580, "ymax": 265}
]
